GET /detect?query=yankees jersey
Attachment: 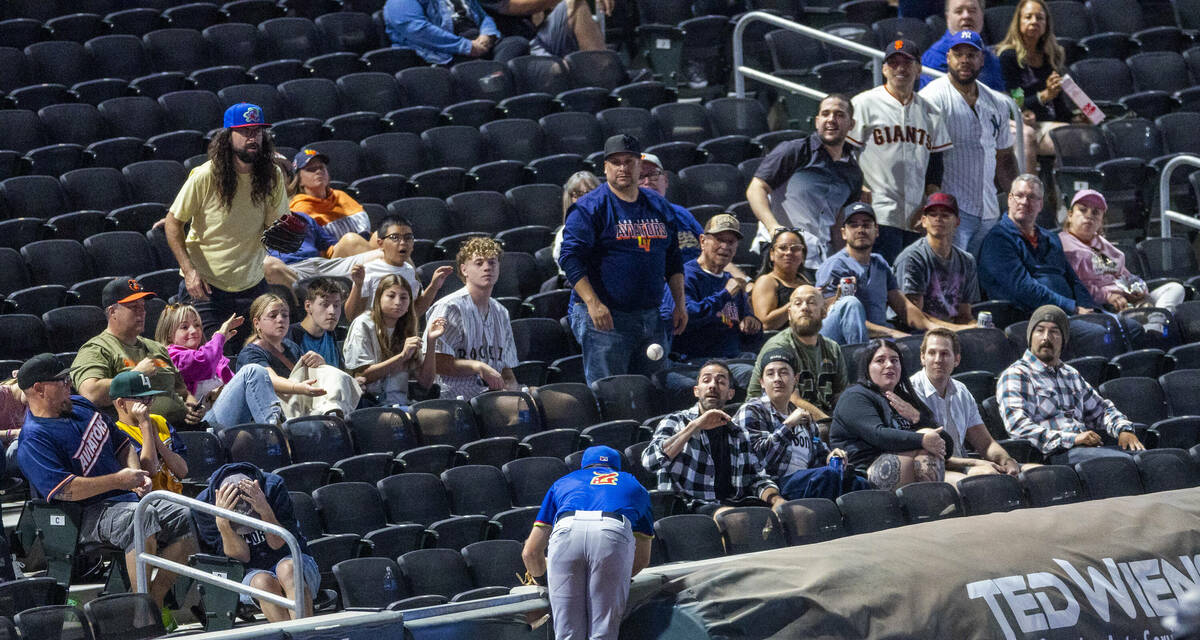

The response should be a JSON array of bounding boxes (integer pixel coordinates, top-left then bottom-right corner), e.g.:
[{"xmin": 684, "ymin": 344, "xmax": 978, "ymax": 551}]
[
  {"xmin": 919, "ymin": 77, "xmax": 1014, "ymax": 221},
  {"xmin": 424, "ymin": 287, "xmax": 518, "ymax": 400},
  {"xmin": 534, "ymin": 467, "xmax": 654, "ymax": 538},
  {"xmin": 848, "ymin": 85, "xmax": 952, "ymax": 230}
]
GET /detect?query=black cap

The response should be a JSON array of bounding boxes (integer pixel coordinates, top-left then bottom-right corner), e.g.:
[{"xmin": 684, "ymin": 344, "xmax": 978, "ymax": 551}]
[
  {"xmin": 760, "ymin": 347, "xmax": 797, "ymax": 373},
  {"xmin": 102, "ymin": 276, "xmax": 155, "ymax": 308},
  {"xmin": 17, "ymin": 353, "xmax": 70, "ymax": 390},
  {"xmin": 883, "ymin": 39, "xmax": 920, "ymax": 61},
  {"xmin": 603, "ymin": 134, "xmax": 641, "ymax": 160}
]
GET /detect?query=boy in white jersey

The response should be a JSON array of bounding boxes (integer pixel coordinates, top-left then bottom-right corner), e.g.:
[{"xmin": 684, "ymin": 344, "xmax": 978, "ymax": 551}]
[
  {"xmin": 345, "ymin": 215, "xmax": 454, "ymax": 321},
  {"xmin": 424, "ymin": 237, "xmax": 519, "ymax": 400}
]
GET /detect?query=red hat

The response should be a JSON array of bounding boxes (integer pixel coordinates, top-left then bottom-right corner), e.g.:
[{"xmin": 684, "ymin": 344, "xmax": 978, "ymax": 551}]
[{"xmin": 922, "ymin": 192, "xmax": 959, "ymax": 215}]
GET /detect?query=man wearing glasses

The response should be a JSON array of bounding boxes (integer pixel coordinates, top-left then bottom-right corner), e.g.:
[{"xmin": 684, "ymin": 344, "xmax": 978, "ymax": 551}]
[
  {"xmin": 746, "ymin": 94, "xmax": 863, "ymax": 270},
  {"xmin": 978, "ymin": 174, "xmax": 1142, "ymax": 346}
]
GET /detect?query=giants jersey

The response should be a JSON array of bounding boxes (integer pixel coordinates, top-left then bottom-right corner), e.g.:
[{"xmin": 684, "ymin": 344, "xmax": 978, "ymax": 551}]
[
  {"xmin": 848, "ymin": 85, "xmax": 952, "ymax": 230},
  {"xmin": 424, "ymin": 287, "xmax": 519, "ymax": 400}
]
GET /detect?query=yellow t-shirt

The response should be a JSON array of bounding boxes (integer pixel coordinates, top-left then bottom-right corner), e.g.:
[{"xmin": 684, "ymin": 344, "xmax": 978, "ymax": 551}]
[
  {"xmin": 116, "ymin": 414, "xmax": 183, "ymax": 494},
  {"xmin": 170, "ymin": 161, "xmax": 287, "ymax": 292}
]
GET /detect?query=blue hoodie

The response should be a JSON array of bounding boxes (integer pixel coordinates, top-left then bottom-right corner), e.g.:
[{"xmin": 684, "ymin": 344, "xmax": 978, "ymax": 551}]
[
  {"xmin": 192, "ymin": 462, "xmax": 308, "ymax": 571},
  {"xmin": 559, "ymin": 185, "xmax": 683, "ymax": 312}
]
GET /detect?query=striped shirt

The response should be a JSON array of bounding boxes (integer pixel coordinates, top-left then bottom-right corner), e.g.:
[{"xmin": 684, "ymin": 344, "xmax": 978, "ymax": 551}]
[
  {"xmin": 996, "ymin": 350, "xmax": 1133, "ymax": 455},
  {"xmin": 919, "ymin": 77, "xmax": 1014, "ymax": 221},
  {"xmin": 848, "ymin": 85, "xmax": 953, "ymax": 230}
]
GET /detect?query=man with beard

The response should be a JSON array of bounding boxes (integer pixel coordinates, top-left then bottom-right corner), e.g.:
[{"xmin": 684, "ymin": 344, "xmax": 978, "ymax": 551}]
[
  {"xmin": 560, "ymin": 135, "xmax": 687, "ymax": 384},
  {"xmin": 996, "ymin": 305, "xmax": 1145, "ymax": 463},
  {"xmin": 892, "ymin": 193, "xmax": 980, "ymax": 324},
  {"xmin": 746, "ymin": 94, "xmax": 863, "ymax": 269},
  {"xmin": 642, "ymin": 361, "xmax": 783, "ymax": 515},
  {"xmin": 16, "ymin": 354, "xmax": 197, "ymax": 624},
  {"xmin": 919, "ymin": 30, "xmax": 1018, "ymax": 255},
  {"xmin": 815, "ymin": 203, "xmax": 969, "ymax": 343},
  {"xmin": 849, "ymin": 40, "xmax": 952, "ymax": 264},
  {"xmin": 746, "ymin": 285, "xmax": 847, "ymax": 421},
  {"xmin": 166, "ymin": 102, "xmax": 288, "ymax": 342},
  {"xmin": 920, "ymin": 0, "xmax": 1005, "ymax": 92}
]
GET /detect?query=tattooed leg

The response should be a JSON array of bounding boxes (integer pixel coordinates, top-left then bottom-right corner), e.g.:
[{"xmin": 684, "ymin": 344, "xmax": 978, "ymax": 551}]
[
  {"xmin": 868, "ymin": 454, "xmax": 903, "ymax": 490},
  {"xmin": 912, "ymin": 453, "xmax": 945, "ymax": 482}
]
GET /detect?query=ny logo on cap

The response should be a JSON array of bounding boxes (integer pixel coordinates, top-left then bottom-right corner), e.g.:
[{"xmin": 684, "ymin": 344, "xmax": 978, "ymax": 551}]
[
  {"xmin": 127, "ymin": 279, "xmax": 143, "ymax": 292},
  {"xmin": 243, "ymin": 106, "xmax": 262, "ymax": 124},
  {"xmin": 960, "ymin": 30, "xmax": 971, "ymax": 37}
]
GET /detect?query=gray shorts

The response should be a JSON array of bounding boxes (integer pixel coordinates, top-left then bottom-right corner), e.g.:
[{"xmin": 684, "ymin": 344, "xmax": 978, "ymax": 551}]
[
  {"xmin": 529, "ymin": 1, "xmax": 578, "ymax": 57},
  {"xmin": 81, "ymin": 499, "xmax": 194, "ymax": 553}
]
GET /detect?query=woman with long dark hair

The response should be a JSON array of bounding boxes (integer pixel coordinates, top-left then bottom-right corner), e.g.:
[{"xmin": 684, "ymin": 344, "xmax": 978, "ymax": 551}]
[
  {"xmin": 830, "ymin": 339, "xmax": 948, "ymax": 489},
  {"xmin": 750, "ymin": 228, "xmax": 812, "ymax": 331}
]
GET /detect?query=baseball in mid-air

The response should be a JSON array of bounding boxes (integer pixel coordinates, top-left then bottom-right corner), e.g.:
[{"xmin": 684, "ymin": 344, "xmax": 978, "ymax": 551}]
[{"xmin": 646, "ymin": 343, "xmax": 664, "ymax": 361}]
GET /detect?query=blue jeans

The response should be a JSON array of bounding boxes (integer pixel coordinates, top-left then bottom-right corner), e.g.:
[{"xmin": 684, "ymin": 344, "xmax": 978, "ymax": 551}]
[
  {"xmin": 659, "ymin": 360, "xmax": 755, "ymax": 398},
  {"xmin": 874, "ymin": 225, "xmax": 923, "ymax": 265},
  {"xmin": 819, "ymin": 296, "xmax": 869, "ymax": 345},
  {"xmin": 206, "ymin": 364, "xmax": 284, "ymax": 430},
  {"xmin": 955, "ymin": 213, "xmax": 998, "ymax": 257},
  {"xmin": 1048, "ymin": 445, "xmax": 1132, "ymax": 465},
  {"xmin": 568, "ymin": 304, "xmax": 665, "ymax": 385},
  {"xmin": 1068, "ymin": 315, "xmax": 1145, "ymax": 354},
  {"xmin": 780, "ymin": 465, "xmax": 872, "ymax": 500}
]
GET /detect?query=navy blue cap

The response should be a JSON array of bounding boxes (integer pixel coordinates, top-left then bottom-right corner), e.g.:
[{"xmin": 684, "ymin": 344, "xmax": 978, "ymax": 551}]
[{"xmin": 841, "ymin": 201, "xmax": 876, "ymax": 224}]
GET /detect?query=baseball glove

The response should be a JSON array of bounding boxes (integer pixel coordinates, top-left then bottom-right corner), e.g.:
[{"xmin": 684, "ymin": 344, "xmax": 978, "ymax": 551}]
[{"xmin": 261, "ymin": 212, "xmax": 307, "ymax": 254}]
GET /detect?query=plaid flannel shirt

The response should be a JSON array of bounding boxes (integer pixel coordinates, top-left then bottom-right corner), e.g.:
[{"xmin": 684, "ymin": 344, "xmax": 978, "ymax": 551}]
[
  {"xmin": 997, "ymin": 350, "xmax": 1133, "ymax": 454},
  {"xmin": 734, "ymin": 395, "xmax": 829, "ymax": 478},
  {"xmin": 642, "ymin": 405, "xmax": 778, "ymax": 503}
]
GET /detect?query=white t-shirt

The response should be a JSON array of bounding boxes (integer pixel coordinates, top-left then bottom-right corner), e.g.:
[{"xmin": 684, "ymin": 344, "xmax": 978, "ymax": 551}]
[
  {"xmin": 342, "ymin": 313, "xmax": 413, "ymax": 406},
  {"xmin": 423, "ymin": 287, "xmax": 519, "ymax": 401},
  {"xmin": 848, "ymin": 85, "xmax": 953, "ymax": 229},
  {"xmin": 358, "ymin": 258, "xmax": 422, "ymax": 306}
]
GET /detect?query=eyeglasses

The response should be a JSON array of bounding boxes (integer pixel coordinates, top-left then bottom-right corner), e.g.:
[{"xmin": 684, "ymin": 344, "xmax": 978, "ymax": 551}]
[
  {"xmin": 774, "ymin": 244, "xmax": 806, "ymax": 253},
  {"xmin": 1009, "ymin": 192, "xmax": 1042, "ymax": 202},
  {"xmin": 382, "ymin": 233, "xmax": 415, "ymax": 243},
  {"xmin": 569, "ymin": 189, "xmax": 589, "ymax": 199},
  {"xmin": 638, "ymin": 170, "xmax": 663, "ymax": 181}
]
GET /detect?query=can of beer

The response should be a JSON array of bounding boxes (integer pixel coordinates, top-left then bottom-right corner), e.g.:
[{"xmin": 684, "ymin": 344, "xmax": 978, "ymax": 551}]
[
  {"xmin": 839, "ymin": 276, "xmax": 856, "ymax": 298},
  {"xmin": 977, "ymin": 311, "xmax": 994, "ymax": 328},
  {"xmin": 829, "ymin": 455, "xmax": 844, "ymax": 472}
]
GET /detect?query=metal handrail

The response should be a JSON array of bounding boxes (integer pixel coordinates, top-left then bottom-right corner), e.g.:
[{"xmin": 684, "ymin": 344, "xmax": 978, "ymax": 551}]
[
  {"xmin": 134, "ymin": 490, "xmax": 307, "ymax": 620},
  {"xmin": 731, "ymin": 10, "xmax": 1025, "ymax": 172},
  {"xmin": 1158, "ymin": 155, "xmax": 1200, "ymax": 238}
]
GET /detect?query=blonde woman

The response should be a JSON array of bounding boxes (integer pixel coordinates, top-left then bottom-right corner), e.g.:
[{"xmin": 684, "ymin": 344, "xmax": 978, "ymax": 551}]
[
  {"xmin": 995, "ymin": 0, "xmax": 1071, "ymax": 171},
  {"xmin": 551, "ymin": 171, "xmax": 601, "ymax": 275},
  {"xmin": 343, "ymin": 274, "xmax": 446, "ymax": 408},
  {"xmin": 236, "ymin": 294, "xmax": 360, "ymax": 418}
]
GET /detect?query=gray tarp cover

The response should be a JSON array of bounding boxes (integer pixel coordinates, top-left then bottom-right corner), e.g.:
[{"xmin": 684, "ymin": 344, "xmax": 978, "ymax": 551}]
[{"xmin": 661, "ymin": 488, "xmax": 1200, "ymax": 639}]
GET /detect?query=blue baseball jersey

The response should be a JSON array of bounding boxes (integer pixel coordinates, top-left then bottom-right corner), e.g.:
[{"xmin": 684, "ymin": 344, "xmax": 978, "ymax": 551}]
[
  {"xmin": 534, "ymin": 467, "xmax": 655, "ymax": 537},
  {"xmin": 17, "ymin": 396, "xmax": 137, "ymax": 505}
]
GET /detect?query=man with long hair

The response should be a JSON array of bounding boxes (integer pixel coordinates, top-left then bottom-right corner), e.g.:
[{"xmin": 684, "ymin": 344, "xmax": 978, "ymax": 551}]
[{"xmin": 165, "ymin": 103, "xmax": 287, "ymax": 347}]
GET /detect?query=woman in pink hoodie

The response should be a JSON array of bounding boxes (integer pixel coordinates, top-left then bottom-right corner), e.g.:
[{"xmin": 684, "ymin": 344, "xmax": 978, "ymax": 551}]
[{"xmin": 157, "ymin": 304, "xmax": 285, "ymax": 430}]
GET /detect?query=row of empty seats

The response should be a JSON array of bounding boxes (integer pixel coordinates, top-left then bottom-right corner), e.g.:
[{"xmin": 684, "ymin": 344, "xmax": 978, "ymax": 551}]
[{"xmin": 0, "ymin": 580, "xmax": 173, "ymax": 640}]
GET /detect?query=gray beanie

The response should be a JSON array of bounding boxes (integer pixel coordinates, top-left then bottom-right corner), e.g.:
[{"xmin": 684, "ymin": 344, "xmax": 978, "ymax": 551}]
[{"xmin": 1027, "ymin": 305, "xmax": 1069, "ymax": 348}]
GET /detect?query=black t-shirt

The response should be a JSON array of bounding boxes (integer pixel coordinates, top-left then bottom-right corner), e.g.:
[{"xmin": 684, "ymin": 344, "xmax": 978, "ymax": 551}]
[
  {"xmin": 998, "ymin": 49, "xmax": 1074, "ymax": 123},
  {"xmin": 477, "ymin": 0, "xmax": 536, "ymax": 39},
  {"xmin": 709, "ymin": 425, "xmax": 735, "ymax": 500}
]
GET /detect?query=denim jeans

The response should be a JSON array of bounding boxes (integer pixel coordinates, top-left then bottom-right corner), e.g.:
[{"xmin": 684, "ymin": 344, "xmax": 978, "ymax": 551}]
[
  {"xmin": 874, "ymin": 225, "xmax": 923, "ymax": 265},
  {"xmin": 568, "ymin": 304, "xmax": 665, "ymax": 385},
  {"xmin": 206, "ymin": 364, "xmax": 284, "ymax": 430},
  {"xmin": 1048, "ymin": 444, "xmax": 1132, "ymax": 465},
  {"xmin": 954, "ymin": 213, "xmax": 999, "ymax": 257},
  {"xmin": 659, "ymin": 360, "xmax": 755, "ymax": 399},
  {"xmin": 819, "ymin": 296, "xmax": 869, "ymax": 345}
]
